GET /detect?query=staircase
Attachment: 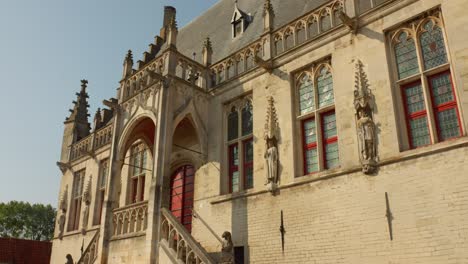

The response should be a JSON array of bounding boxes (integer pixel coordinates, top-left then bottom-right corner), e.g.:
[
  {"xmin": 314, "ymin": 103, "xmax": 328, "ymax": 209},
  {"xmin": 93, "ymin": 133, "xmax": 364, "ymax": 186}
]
[
  {"xmin": 77, "ymin": 230, "xmax": 100, "ymax": 264},
  {"xmin": 159, "ymin": 207, "xmax": 217, "ymax": 264}
]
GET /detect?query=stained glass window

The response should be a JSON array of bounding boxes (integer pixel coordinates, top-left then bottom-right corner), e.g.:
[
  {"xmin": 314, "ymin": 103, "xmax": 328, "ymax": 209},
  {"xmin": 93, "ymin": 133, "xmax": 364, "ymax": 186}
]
[
  {"xmin": 325, "ymin": 142, "xmax": 339, "ymax": 169},
  {"xmin": 243, "ymin": 139, "xmax": 254, "ymax": 189},
  {"xmin": 303, "ymin": 119, "xmax": 318, "ymax": 174},
  {"xmin": 299, "ymin": 75, "xmax": 315, "ymax": 115},
  {"xmin": 429, "ymin": 73, "xmax": 461, "ymax": 141},
  {"xmin": 395, "ymin": 32, "xmax": 419, "ymax": 79},
  {"xmin": 403, "ymin": 83, "xmax": 430, "ymax": 148},
  {"xmin": 229, "ymin": 144, "xmax": 240, "ymax": 193},
  {"xmin": 241, "ymin": 102, "xmax": 253, "ymax": 136},
  {"xmin": 420, "ymin": 21, "xmax": 448, "ymax": 70},
  {"xmin": 317, "ymin": 67, "xmax": 334, "ymax": 107},
  {"xmin": 323, "ymin": 113, "xmax": 337, "ymax": 139},
  {"xmin": 228, "ymin": 109, "xmax": 239, "ymax": 141},
  {"xmin": 320, "ymin": 13, "xmax": 331, "ymax": 32},
  {"xmin": 323, "ymin": 112, "xmax": 339, "ymax": 169},
  {"xmin": 308, "ymin": 21, "xmax": 318, "ymax": 38}
]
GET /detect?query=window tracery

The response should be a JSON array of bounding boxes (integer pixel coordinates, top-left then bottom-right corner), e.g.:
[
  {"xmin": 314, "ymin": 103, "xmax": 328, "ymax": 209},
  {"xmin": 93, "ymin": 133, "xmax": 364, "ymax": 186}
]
[{"xmin": 389, "ymin": 10, "xmax": 462, "ymax": 149}]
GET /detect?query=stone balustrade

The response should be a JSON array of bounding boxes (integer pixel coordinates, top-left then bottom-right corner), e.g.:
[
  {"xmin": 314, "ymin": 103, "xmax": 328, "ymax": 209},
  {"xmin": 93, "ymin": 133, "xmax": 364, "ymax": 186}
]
[
  {"xmin": 175, "ymin": 53, "xmax": 207, "ymax": 88},
  {"xmin": 160, "ymin": 207, "xmax": 215, "ymax": 264},
  {"xmin": 70, "ymin": 135, "xmax": 93, "ymax": 161},
  {"xmin": 112, "ymin": 201, "xmax": 148, "ymax": 238},
  {"xmin": 70, "ymin": 124, "xmax": 113, "ymax": 161},
  {"xmin": 93, "ymin": 124, "xmax": 112, "ymax": 150}
]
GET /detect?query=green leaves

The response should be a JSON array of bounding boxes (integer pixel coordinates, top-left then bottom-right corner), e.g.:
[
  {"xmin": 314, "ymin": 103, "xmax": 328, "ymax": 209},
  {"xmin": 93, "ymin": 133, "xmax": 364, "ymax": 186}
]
[{"xmin": 0, "ymin": 201, "xmax": 56, "ymax": 241}]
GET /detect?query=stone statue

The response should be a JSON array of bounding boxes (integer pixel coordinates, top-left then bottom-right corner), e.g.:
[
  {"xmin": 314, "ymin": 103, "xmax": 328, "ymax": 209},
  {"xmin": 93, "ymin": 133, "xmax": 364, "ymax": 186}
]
[
  {"xmin": 264, "ymin": 96, "xmax": 280, "ymax": 192},
  {"xmin": 354, "ymin": 60, "xmax": 378, "ymax": 174},
  {"xmin": 58, "ymin": 185, "xmax": 68, "ymax": 239},
  {"xmin": 264, "ymin": 136, "xmax": 278, "ymax": 186},
  {"xmin": 81, "ymin": 176, "xmax": 92, "ymax": 235},
  {"xmin": 220, "ymin": 231, "xmax": 234, "ymax": 264},
  {"xmin": 65, "ymin": 254, "xmax": 74, "ymax": 264}
]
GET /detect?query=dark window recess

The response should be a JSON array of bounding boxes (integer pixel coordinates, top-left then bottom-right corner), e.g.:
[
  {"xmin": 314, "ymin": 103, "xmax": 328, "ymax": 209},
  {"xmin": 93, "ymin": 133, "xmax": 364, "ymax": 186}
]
[{"xmin": 234, "ymin": 246, "xmax": 245, "ymax": 264}]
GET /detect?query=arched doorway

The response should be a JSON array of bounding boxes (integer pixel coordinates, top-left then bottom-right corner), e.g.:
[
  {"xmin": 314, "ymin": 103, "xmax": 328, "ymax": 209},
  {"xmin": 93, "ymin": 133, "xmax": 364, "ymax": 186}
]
[{"xmin": 170, "ymin": 164, "xmax": 195, "ymax": 232}]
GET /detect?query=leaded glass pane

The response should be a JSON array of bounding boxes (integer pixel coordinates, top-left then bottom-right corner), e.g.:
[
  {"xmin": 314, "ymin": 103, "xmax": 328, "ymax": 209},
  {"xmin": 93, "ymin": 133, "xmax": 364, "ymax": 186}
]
[
  {"xmin": 303, "ymin": 119, "xmax": 316, "ymax": 144},
  {"xmin": 409, "ymin": 117, "xmax": 430, "ymax": 147},
  {"xmin": 325, "ymin": 142, "xmax": 339, "ymax": 169},
  {"xmin": 244, "ymin": 140, "xmax": 253, "ymax": 189},
  {"xmin": 317, "ymin": 67, "xmax": 334, "ymax": 107},
  {"xmin": 242, "ymin": 102, "xmax": 253, "ymax": 136},
  {"xmin": 228, "ymin": 110, "xmax": 239, "ymax": 141},
  {"xmin": 420, "ymin": 21, "xmax": 448, "ymax": 70},
  {"xmin": 285, "ymin": 33, "xmax": 294, "ymax": 50},
  {"xmin": 299, "ymin": 75, "xmax": 315, "ymax": 114},
  {"xmin": 297, "ymin": 28, "xmax": 306, "ymax": 44},
  {"xmin": 437, "ymin": 108, "xmax": 460, "ymax": 141},
  {"xmin": 403, "ymin": 83, "xmax": 425, "ymax": 114},
  {"xmin": 395, "ymin": 32, "xmax": 419, "ymax": 79},
  {"xmin": 231, "ymin": 171, "xmax": 240, "ymax": 192},
  {"xmin": 305, "ymin": 148, "xmax": 318, "ymax": 173},
  {"xmin": 308, "ymin": 22, "xmax": 318, "ymax": 38},
  {"xmin": 231, "ymin": 145, "xmax": 239, "ymax": 166},
  {"xmin": 320, "ymin": 14, "xmax": 331, "ymax": 32},
  {"xmin": 430, "ymin": 73, "xmax": 454, "ymax": 106},
  {"xmin": 323, "ymin": 113, "xmax": 337, "ymax": 139}
]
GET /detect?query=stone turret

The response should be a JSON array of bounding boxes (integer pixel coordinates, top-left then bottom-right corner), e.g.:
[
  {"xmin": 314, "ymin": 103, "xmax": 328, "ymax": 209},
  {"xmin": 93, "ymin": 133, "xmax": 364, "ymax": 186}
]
[
  {"xmin": 263, "ymin": 0, "xmax": 275, "ymax": 32},
  {"xmin": 202, "ymin": 37, "xmax": 213, "ymax": 66},
  {"xmin": 60, "ymin": 80, "xmax": 91, "ymax": 161}
]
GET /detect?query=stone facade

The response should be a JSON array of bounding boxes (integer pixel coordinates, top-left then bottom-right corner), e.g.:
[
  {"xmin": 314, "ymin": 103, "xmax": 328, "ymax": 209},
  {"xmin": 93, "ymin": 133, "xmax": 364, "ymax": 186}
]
[{"xmin": 51, "ymin": 0, "xmax": 468, "ymax": 263}]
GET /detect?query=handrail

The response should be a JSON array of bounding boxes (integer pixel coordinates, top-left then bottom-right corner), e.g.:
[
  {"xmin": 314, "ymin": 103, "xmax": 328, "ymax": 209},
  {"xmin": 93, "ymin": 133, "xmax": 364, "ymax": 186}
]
[
  {"xmin": 77, "ymin": 230, "xmax": 100, "ymax": 264},
  {"xmin": 160, "ymin": 207, "xmax": 216, "ymax": 264}
]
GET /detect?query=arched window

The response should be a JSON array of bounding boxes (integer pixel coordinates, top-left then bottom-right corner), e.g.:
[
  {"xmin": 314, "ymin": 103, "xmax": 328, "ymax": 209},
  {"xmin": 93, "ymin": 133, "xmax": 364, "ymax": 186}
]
[
  {"xmin": 394, "ymin": 31, "xmax": 419, "ymax": 79},
  {"xmin": 390, "ymin": 13, "xmax": 462, "ymax": 149},
  {"xmin": 274, "ymin": 35, "xmax": 283, "ymax": 55},
  {"xmin": 419, "ymin": 20, "xmax": 448, "ymax": 70},
  {"xmin": 298, "ymin": 74, "xmax": 315, "ymax": 115},
  {"xmin": 226, "ymin": 98, "xmax": 254, "ymax": 193},
  {"xmin": 68, "ymin": 169, "xmax": 85, "ymax": 231},
  {"xmin": 227, "ymin": 61, "xmax": 236, "ymax": 79},
  {"xmin": 130, "ymin": 142, "xmax": 147, "ymax": 203},
  {"xmin": 296, "ymin": 62, "xmax": 339, "ymax": 175},
  {"xmin": 317, "ymin": 66, "xmax": 334, "ymax": 107}
]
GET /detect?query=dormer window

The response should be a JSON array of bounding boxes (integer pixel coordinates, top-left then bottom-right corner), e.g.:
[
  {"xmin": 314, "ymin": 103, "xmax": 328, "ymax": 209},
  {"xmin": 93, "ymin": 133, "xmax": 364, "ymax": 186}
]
[{"xmin": 231, "ymin": 1, "xmax": 249, "ymax": 38}]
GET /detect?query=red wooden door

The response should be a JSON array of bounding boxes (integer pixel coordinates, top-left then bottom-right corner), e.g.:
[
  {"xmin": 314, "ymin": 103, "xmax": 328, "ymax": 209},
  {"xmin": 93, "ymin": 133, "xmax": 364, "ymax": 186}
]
[{"xmin": 170, "ymin": 165, "xmax": 195, "ymax": 232}]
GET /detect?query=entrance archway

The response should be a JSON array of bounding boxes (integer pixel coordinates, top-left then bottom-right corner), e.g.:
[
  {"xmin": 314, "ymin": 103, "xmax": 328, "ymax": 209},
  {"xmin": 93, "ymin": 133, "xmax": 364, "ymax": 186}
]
[{"xmin": 169, "ymin": 164, "xmax": 195, "ymax": 232}]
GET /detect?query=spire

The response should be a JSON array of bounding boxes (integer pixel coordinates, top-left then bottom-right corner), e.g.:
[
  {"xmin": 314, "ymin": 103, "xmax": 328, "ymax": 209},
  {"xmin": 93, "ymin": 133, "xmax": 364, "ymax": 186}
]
[
  {"xmin": 202, "ymin": 37, "xmax": 213, "ymax": 66},
  {"xmin": 66, "ymin": 79, "xmax": 91, "ymax": 141},
  {"xmin": 263, "ymin": 0, "xmax": 275, "ymax": 32},
  {"xmin": 122, "ymin": 50, "xmax": 133, "ymax": 79},
  {"xmin": 93, "ymin": 108, "xmax": 102, "ymax": 131}
]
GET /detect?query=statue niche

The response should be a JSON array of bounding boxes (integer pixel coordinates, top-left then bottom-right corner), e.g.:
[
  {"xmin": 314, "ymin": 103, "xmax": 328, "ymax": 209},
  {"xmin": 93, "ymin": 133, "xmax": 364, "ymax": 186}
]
[
  {"xmin": 354, "ymin": 60, "xmax": 378, "ymax": 174},
  {"xmin": 264, "ymin": 96, "xmax": 279, "ymax": 192}
]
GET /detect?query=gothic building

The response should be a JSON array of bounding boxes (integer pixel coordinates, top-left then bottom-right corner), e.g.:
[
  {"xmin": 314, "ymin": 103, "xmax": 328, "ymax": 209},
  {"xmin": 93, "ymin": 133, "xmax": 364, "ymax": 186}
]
[{"xmin": 51, "ymin": 0, "xmax": 468, "ymax": 263}]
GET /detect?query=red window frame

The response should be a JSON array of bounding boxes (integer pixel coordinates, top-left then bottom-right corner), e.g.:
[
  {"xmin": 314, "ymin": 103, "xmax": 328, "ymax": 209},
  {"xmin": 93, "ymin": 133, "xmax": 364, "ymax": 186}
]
[
  {"xmin": 322, "ymin": 111, "xmax": 338, "ymax": 170},
  {"xmin": 401, "ymin": 80, "xmax": 432, "ymax": 149},
  {"xmin": 302, "ymin": 117, "xmax": 318, "ymax": 175},
  {"xmin": 428, "ymin": 70, "xmax": 463, "ymax": 141},
  {"xmin": 228, "ymin": 143, "xmax": 239, "ymax": 193},
  {"xmin": 243, "ymin": 138, "xmax": 253, "ymax": 190}
]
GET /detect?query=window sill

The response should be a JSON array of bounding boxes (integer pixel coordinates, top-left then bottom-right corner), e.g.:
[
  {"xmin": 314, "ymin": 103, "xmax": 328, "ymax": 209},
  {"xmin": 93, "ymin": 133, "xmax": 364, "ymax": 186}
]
[
  {"xmin": 110, "ymin": 231, "xmax": 146, "ymax": 241},
  {"xmin": 211, "ymin": 136, "xmax": 468, "ymax": 205}
]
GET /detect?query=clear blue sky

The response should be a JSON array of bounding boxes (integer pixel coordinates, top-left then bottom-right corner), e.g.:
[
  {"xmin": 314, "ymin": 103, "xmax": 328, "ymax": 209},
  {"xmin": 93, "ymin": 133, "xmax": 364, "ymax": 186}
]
[{"xmin": 0, "ymin": 0, "xmax": 219, "ymax": 206}]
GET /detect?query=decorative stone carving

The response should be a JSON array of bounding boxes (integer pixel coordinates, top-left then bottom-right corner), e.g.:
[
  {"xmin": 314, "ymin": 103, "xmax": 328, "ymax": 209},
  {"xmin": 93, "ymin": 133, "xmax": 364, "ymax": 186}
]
[
  {"xmin": 65, "ymin": 254, "xmax": 74, "ymax": 264},
  {"xmin": 81, "ymin": 176, "xmax": 92, "ymax": 235},
  {"xmin": 264, "ymin": 96, "xmax": 279, "ymax": 192},
  {"xmin": 58, "ymin": 185, "xmax": 68, "ymax": 240},
  {"xmin": 220, "ymin": 231, "xmax": 234, "ymax": 264},
  {"xmin": 354, "ymin": 60, "xmax": 377, "ymax": 174}
]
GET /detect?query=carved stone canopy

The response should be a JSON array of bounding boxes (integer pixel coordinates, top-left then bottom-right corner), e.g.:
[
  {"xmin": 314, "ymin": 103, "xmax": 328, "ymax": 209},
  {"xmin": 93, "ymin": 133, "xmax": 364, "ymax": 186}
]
[{"xmin": 264, "ymin": 96, "xmax": 279, "ymax": 141}]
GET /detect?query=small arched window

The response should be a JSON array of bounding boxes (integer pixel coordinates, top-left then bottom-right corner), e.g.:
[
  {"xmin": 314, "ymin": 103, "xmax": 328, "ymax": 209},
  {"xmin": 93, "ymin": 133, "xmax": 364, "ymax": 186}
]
[
  {"xmin": 419, "ymin": 20, "xmax": 448, "ymax": 70},
  {"xmin": 320, "ymin": 11, "xmax": 332, "ymax": 32},
  {"xmin": 308, "ymin": 19, "xmax": 319, "ymax": 38},
  {"xmin": 298, "ymin": 74, "xmax": 315, "ymax": 115},
  {"xmin": 317, "ymin": 66, "xmax": 334, "ymax": 107},
  {"xmin": 394, "ymin": 31, "xmax": 419, "ymax": 79}
]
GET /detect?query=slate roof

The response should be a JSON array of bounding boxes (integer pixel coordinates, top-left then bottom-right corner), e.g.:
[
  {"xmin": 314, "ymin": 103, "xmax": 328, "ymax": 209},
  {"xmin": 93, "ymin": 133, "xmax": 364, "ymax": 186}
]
[{"xmin": 172, "ymin": 0, "xmax": 330, "ymax": 64}]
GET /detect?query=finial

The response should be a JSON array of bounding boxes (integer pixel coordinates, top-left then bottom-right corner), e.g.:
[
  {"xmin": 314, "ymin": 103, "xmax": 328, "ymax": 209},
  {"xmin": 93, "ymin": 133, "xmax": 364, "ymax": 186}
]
[
  {"xmin": 203, "ymin": 37, "xmax": 213, "ymax": 51},
  {"xmin": 263, "ymin": 0, "xmax": 275, "ymax": 17},
  {"xmin": 125, "ymin": 49, "xmax": 133, "ymax": 61},
  {"xmin": 169, "ymin": 15, "xmax": 178, "ymax": 30},
  {"xmin": 80, "ymin": 80, "xmax": 88, "ymax": 91}
]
